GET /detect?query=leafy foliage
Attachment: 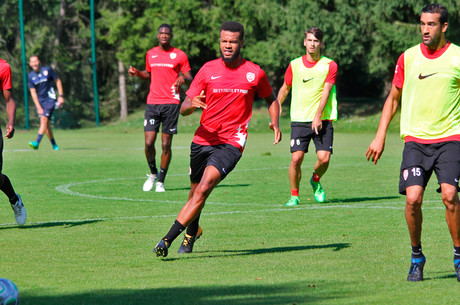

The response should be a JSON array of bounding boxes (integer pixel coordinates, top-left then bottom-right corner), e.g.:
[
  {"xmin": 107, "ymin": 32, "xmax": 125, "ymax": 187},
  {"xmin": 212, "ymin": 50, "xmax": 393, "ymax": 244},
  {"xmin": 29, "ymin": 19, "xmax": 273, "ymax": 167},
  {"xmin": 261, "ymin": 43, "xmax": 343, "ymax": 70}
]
[{"xmin": 0, "ymin": 0, "xmax": 459, "ymax": 127}]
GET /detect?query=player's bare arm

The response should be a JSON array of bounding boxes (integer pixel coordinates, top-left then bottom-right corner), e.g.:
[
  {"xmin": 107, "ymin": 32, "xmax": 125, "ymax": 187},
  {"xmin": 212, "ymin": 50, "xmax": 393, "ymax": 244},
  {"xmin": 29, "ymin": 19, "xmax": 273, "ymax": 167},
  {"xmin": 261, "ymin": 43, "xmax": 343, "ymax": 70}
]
[
  {"xmin": 366, "ymin": 85, "xmax": 402, "ymax": 164},
  {"xmin": 180, "ymin": 92, "xmax": 206, "ymax": 116},
  {"xmin": 55, "ymin": 78, "xmax": 64, "ymax": 107},
  {"xmin": 29, "ymin": 88, "xmax": 43, "ymax": 115},
  {"xmin": 2, "ymin": 89, "xmax": 15, "ymax": 139},
  {"xmin": 266, "ymin": 94, "xmax": 282, "ymax": 144},
  {"xmin": 128, "ymin": 66, "xmax": 150, "ymax": 79},
  {"xmin": 277, "ymin": 82, "xmax": 292, "ymax": 114},
  {"xmin": 312, "ymin": 82, "xmax": 334, "ymax": 134},
  {"xmin": 174, "ymin": 71, "xmax": 193, "ymax": 88}
]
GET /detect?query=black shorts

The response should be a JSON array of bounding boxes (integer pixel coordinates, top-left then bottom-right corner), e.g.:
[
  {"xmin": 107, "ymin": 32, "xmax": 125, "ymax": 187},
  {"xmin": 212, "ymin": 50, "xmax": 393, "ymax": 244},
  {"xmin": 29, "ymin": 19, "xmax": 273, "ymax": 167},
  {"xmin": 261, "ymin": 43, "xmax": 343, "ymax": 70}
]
[
  {"xmin": 144, "ymin": 104, "xmax": 180, "ymax": 134},
  {"xmin": 399, "ymin": 141, "xmax": 460, "ymax": 195},
  {"xmin": 189, "ymin": 143, "xmax": 242, "ymax": 183},
  {"xmin": 39, "ymin": 100, "xmax": 56, "ymax": 119},
  {"xmin": 290, "ymin": 121, "xmax": 334, "ymax": 153}
]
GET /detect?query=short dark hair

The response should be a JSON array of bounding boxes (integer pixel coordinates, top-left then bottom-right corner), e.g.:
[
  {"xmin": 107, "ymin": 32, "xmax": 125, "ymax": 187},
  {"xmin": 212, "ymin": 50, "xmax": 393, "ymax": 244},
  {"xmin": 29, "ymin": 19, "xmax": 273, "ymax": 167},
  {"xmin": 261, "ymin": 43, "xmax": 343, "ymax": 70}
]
[
  {"xmin": 305, "ymin": 27, "xmax": 324, "ymax": 41},
  {"xmin": 158, "ymin": 23, "xmax": 172, "ymax": 33},
  {"xmin": 422, "ymin": 3, "xmax": 448, "ymax": 24},
  {"xmin": 220, "ymin": 21, "xmax": 244, "ymax": 40}
]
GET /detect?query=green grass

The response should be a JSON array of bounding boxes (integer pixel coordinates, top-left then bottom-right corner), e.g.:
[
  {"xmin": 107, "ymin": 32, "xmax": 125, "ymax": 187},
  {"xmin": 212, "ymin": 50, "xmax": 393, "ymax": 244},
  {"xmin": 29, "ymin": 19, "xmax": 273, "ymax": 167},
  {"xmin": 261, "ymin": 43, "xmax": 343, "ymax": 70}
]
[{"xmin": 1, "ymin": 111, "xmax": 458, "ymax": 304}]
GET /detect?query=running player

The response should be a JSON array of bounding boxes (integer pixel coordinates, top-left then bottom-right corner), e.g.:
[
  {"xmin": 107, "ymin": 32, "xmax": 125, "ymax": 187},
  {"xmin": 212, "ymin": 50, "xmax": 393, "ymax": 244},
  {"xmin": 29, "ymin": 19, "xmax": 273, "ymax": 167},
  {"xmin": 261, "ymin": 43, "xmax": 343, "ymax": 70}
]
[
  {"xmin": 0, "ymin": 57, "xmax": 26, "ymax": 225},
  {"xmin": 28, "ymin": 55, "xmax": 64, "ymax": 151},
  {"xmin": 278, "ymin": 27, "xmax": 338, "ymax": 205},
  {"xmin": 366, "ymin": 3, "xmax": 460, "ymax": 282},
  {"xmin": 153, "ymin": 21, "xmax": 281, "ymax": 257},
  {"xmin": 129, "ymin": 24, "xmax": 192, "ymax": 193}
]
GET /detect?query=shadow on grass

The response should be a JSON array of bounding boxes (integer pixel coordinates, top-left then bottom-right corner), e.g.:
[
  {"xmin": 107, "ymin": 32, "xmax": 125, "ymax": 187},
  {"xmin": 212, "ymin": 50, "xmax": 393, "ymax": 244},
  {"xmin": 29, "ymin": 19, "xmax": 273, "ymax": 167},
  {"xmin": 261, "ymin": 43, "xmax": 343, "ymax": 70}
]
[
  {"xmin": 0, "ymin": 219, "xmax": 102, "ymax": 230},
  {"xmin": 167, "ymin": 183, "xmax": 250, "ymax": 191},
  {"xmin": 163, "ymin": 243, "xmax": 350, "ymax": 261},
  {"xmin": 327, "ymin": 195, "xmax": 400, "ymax": 204},
  {"xmin": 20, "ymin": 281, "xmax": 347, "ymax": 305}
]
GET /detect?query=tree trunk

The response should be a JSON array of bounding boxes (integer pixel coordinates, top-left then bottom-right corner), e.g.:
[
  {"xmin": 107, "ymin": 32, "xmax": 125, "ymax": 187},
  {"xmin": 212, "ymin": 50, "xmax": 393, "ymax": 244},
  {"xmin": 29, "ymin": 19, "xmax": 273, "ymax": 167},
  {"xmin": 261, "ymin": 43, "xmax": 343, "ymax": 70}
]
[
  {"xmin": 118, "ymin": 60, "xmax": 128, "ymax": 121},
  {"xmin": 52, "ymin": 0, "xmax": 66, "ymax": 69}
]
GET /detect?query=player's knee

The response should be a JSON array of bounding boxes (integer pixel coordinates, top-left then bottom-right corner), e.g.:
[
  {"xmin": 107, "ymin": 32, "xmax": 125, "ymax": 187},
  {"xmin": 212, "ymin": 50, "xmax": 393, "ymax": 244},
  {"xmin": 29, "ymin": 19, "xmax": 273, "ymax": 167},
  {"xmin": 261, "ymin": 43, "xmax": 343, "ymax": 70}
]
[
  {"xmin": 161, "ymin": 142, "xmax": 172, "ymax": 153},
  {"xmin": 441, "ymin": 191, "xmax": 458, "ymax": 209},
  {"xmin": 405, "ymin": 194, "xmax": 423, "ymax": 209}
]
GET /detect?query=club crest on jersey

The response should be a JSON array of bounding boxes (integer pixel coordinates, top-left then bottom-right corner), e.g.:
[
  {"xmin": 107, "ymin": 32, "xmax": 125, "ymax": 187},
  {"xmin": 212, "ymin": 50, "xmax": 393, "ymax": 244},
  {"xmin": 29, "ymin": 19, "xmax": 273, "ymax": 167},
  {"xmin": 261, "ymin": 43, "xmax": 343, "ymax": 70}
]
[
  {"xmin": 43, "ymin": 70, "xmax": 48, "ymax": 76},
  {"xmin": 403, "ymin": 169, "xmax": 409, "ymax": 181},
  {"xmin": 246, "ymin": 72, "xmax": 255, "ymax": 82},
  {"xmin": 170, "ymin": 53, "xmax": 177, "ymax": 60}
]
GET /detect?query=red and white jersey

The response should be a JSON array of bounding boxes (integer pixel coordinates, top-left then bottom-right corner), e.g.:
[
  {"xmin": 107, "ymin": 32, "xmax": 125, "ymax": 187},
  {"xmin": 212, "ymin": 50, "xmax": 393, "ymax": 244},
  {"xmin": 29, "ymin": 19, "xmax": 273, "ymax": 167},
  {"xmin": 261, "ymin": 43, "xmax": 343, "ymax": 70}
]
[
  {"xmin": 145, "ymin": 46, "xmax": 191, "ymax": 105},
  {"xmin": 186, "ymin": 58, "xmax": 273, "ymax": 152},
  {"xmin": 0, "ymin": 58, "xmax": 12, "ymax": 91}
]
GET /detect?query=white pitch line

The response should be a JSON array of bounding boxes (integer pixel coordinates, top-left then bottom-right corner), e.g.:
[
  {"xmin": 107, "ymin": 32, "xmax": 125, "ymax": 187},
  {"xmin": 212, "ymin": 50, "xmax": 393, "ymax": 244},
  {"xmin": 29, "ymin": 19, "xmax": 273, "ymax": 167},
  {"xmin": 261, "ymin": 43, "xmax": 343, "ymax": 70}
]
[{"xmin": 0, "ymin": 203, "xmax": 446, "ymax": 227}]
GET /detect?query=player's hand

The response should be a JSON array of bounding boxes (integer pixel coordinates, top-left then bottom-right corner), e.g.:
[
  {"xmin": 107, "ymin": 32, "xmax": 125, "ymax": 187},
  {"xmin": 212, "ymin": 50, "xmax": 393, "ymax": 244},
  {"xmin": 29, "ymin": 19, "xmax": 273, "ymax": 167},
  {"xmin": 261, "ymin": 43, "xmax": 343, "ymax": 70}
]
[
  {"xmin": 37, "ymin": 106, "xmax": 44, "ymax": 115},
  {"xmin": 174, "ymin": 75, "xmax": 185, "ymax": 88},
  {"xmin": 191, "ymin": 91, "xmax": 206, "ymax": 109},
  {"xmin": 4, "ymin": 123, "xmax": 14, "ymax": 139},
  {"xmin": 128, "ymin": 66, "xmax": 138, "ymax": 77},
  {"xmin": 312, "ymin": 116, "xmax": 322, "ymax": 135},
  {"xmin": 57, "ymin": 96, "xmax": 64, "ymax": 107},
  {"xmin": 365, "ymin": 137, "xmax": 385, "ymax": 165},
  {"xmin": 269, "ymin": 123, "xmax": 282, "ymax": 144}
]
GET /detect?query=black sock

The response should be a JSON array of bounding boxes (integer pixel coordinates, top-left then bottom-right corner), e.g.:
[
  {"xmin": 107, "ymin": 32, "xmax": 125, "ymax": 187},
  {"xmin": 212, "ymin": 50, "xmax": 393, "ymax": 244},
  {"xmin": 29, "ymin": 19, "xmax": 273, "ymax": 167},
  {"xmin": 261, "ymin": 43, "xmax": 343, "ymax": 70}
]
[
  {"xmin": 411, "ymin": 244, "xmax": 423, "ymax": 259},
  {"xmin": 148, "ymin": 162, "xmax": 157, "ymax": 175},
  {"xmin": 0, "ymin": 174, "xmax": 17, "ymax": 204},
  {"xmin": 158, "ymin": 167, "xmax": 168, "ymax": 183},
  {"xmin": 186, "ymin": 214, "xmax": 201, "ymax": 236},
  {"xmin": 454, "ymin": 246, "xmax": 460, "ymax": 261},
  {"xmin": 163, "ymin": 220, "xmax": 185, "ymax": 244}
]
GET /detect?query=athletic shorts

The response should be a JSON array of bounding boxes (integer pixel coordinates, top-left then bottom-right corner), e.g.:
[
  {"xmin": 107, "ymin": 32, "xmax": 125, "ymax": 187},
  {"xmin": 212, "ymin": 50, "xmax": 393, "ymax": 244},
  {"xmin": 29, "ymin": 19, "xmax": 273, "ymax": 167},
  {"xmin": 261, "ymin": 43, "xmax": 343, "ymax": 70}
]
[
  {"xmin": 39, "ymin": 99, "xmax": 56, "ymax": 119},
  {"xmin": 399, "ymin": 141, "xmax": 460, "ymax": 195},
  {"xmin": 290, "ymin": 121, "xmax": 333, "ymax": 153},
  {"xmin": 189, "ymin": 142, "xmax": 242, "ymax": 183},
  {"xmin": 144, "ymin": 104, "xmax": 180, "ymax": 134}
]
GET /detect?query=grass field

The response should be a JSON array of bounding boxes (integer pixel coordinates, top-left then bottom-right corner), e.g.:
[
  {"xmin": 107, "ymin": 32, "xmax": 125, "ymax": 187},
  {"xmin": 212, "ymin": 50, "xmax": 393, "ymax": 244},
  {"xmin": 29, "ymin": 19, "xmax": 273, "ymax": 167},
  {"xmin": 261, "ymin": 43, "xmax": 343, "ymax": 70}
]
[{"xmin": 1, "ymin": 109, "xmax": 459, "ymax": 304}]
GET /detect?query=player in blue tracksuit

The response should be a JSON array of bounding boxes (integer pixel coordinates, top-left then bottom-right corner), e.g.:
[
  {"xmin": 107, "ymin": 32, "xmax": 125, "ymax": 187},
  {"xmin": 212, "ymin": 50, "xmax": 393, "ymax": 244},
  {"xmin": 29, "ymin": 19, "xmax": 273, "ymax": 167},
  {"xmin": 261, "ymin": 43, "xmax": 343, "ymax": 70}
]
[{"xmin": 27, "ymin": 55, "xmax": 64, "ymax": 150}]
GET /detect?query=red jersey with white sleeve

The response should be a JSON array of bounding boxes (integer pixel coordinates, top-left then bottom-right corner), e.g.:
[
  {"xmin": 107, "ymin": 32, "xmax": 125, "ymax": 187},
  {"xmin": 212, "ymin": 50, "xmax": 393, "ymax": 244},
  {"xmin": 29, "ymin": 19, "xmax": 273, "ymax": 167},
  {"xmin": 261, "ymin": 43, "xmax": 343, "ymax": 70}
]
[
  {"xmin": 145, "ymin": 46, "xmax": 191, "ymax": 105},
  {"xmin": 284, "ymin": 55, "xmax": 338, "ymax": 86},
  {"xmin": 186, "ymin": 58, "xmax": 273, "ymax": 152},
  {"xmin": 0, "ymin": 58, "xmax": 13, "ymax": 91}
]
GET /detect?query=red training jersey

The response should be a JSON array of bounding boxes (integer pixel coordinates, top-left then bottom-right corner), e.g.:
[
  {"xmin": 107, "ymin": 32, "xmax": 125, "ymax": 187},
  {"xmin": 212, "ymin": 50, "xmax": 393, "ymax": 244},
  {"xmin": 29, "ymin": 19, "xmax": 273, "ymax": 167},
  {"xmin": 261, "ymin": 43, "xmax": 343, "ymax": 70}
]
[
  {"xmin": 186, "ymin": 58, "xmax": 273, "ymax": 152},
  {"xmin": 0, "ymin": 58, "xmax": 12, "ymax": 91},
  {"xmin": 145, "ymin": 46, "xmax": 191, "ymax": 105},
  {"xmin": 284, "ymin": 55, "xmax": 338, "ymax": 86}
]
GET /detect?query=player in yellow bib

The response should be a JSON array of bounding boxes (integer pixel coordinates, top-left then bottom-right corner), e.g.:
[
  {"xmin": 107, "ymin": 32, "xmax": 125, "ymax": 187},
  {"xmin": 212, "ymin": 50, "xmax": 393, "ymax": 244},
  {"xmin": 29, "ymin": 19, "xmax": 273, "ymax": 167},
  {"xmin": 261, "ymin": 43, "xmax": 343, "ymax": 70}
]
[
  {"xmin": 278, "ymin": 27, "xmax": 338, "ymax": 205},
  {"xmin": 366, "ymin": 4, "xmax": 460, "ymax": 282}
]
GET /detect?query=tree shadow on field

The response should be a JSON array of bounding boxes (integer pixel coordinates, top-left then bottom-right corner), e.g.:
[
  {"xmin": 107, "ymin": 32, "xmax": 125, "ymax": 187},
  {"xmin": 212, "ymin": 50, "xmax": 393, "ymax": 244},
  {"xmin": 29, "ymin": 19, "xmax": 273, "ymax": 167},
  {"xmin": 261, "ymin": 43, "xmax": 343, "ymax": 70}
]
[
  {"xmin": 162, "ymin": 243, "xmax": 350, "ymax": 261},
  {"xmin": 0, "ymin": 219, "xmax": 102, "ymax": 230},
  {"xmin": 327, "ymin": 195, "xmax": 400, "ymax": 204},
  {"xmin": 20, "ymin": 280, "xmax": 350, "ymax": 305}
]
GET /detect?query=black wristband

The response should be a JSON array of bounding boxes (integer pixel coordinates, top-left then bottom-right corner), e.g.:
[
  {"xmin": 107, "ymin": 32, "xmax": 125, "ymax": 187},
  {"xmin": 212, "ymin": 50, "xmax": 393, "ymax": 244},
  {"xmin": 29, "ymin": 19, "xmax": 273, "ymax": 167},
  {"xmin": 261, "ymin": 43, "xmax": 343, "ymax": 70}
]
[{"xmin": 59, "ymin": 94, "xmax": 64, "ymax": 97}]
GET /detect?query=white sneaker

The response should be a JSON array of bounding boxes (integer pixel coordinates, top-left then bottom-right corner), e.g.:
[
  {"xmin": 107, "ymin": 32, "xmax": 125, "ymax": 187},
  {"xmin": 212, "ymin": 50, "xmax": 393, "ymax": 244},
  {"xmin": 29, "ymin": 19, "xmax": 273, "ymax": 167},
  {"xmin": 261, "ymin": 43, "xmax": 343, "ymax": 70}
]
[
  {"xmin": 11, "ymin": 193, "xmax": 26, "ymax": 225},
  {"xmin": 155, "ymin": 182, "xmax": 165, "ymax": 192},
  {"xmin": 143, "ymin": 174, "xmax": 157, "ymax": 192}
]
